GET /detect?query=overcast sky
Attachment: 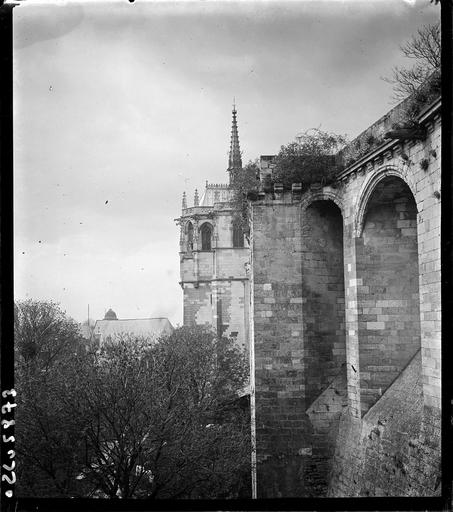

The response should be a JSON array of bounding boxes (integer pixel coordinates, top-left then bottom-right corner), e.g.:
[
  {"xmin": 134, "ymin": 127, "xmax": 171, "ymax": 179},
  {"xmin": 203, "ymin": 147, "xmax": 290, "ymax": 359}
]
[{"xmin": 13, "ymin": 0, "xmax": 439, "ymax": 326}]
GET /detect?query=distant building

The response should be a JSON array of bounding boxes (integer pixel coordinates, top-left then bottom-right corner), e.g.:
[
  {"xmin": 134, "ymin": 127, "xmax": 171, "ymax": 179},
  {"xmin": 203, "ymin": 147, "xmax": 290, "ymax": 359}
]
[
  {"xmin": 93, "ymin": 308, "xmax": 174, "ymax": 345},
  {"xmin": 175, "ymin": 105, "xmax": 250, "ymax": 353}
]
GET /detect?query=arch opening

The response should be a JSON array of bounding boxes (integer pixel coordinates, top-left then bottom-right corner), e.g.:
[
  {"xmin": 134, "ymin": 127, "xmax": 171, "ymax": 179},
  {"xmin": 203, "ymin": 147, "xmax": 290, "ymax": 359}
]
[
  {"xmin": 301, "ymin": 200, "xmax": 347, "ymax": 404},
  {"xmin": 356, "ymin": 176, "xmax": 421, "ymax": 416},
  {"xmin": 301, "ymin": 200, "xmax": 347, "ymax": 494}
]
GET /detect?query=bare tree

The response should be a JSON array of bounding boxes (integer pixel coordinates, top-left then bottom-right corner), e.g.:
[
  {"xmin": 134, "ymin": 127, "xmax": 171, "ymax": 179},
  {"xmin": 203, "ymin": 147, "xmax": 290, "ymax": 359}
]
[
  {"xmin": 15, "ymin": 299, "xmax": 85, "ymax": 371},
  {"xmin": 75, "ymin": 328, "xmax": 250, "ymax": 498},
  {"xmin": 15, "ymin": 300, "xmax": 88, "ymax": 497},
  {"xmin": 384, "ymin": 22, "xmax": 440, "ymax": 101},
  {"xmin": 15, "ymin": 314, "xmax": 251, "ymax": 499}
]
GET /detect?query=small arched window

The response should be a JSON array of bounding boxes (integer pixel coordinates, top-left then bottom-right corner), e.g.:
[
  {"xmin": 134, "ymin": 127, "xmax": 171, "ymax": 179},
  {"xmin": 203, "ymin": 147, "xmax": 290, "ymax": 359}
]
[
  {"xmin": 200, "ymin": 223, "xmax": 212, "ymax": 251},
  {"xmin": 187, "ymin": 222, "xmax": 193, "ymax": 251},
  {"xmin": 233, "ymin": 221, "xmax": 244, "ymax": 248}
]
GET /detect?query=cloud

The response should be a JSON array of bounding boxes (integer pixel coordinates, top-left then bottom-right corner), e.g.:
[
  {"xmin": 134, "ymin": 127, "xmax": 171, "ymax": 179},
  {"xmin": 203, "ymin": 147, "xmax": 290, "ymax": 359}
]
[
  {"xmin": 14, "ymin": 3, "xmax": 85, "ymax": 49},
  {"xmin": 13, "ymin": 0, "xmax": 439, "ymax": 326}
]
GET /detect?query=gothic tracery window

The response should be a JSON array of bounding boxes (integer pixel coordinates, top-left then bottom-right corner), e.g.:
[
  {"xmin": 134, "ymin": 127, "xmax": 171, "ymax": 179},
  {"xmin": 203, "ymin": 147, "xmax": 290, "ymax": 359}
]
[
  {"xmin": 187, "ymin": 222, "xmax": 193, "ymax": 251},
  {"xmin": 233, "ymin": 221, "xmax": 244, "ymax": 248},
  {"xmin": 200, "ymin": 223, "xmax": 212, "ymax": 251}
]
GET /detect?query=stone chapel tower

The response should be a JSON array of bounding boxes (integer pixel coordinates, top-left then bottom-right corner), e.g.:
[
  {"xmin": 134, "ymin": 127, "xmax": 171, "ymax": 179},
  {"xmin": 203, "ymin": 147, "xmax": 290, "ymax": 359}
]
[{"xmin": 176, "ymin": 105, "xmax": 250, "ymax": 353}]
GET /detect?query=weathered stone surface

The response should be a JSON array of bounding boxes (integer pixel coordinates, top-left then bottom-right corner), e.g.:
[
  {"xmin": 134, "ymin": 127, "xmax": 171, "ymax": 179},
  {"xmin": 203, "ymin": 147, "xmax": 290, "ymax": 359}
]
[
  {"xmin": 249, "ymin": 103, "xmax": 440, "ymax": 497},
  {"xmin": 179, "ymin": 99, "xmax": 441, "ymax": 498},
  {"xmin": 178, "ymin": 206, "xmax": 251, "ymax": 353},
  {"xmin": 328, "ymin": 351, "xmax": 440, "ymax": 497}
]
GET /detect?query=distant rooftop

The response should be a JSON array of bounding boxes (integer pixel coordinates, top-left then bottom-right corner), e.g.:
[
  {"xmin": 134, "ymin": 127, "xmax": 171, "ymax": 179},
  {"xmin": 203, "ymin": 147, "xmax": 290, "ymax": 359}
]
[
  {"xmin": 93, "ymin": 313, "xmax": 174, "ymax": 344},
  {"xmin": 200, "ymin": 182, "xmax": 233, "ymax": 206},
  {"xmin": 104, "ymin": 308, "xmax": 117, "ymax": 320}
]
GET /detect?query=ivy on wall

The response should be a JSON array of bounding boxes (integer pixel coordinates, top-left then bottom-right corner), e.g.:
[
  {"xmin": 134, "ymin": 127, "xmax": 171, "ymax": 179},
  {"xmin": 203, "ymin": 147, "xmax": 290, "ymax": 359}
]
[{"xmin": 230, "ymin": 160, "xmax": 260, "ymax": 233}]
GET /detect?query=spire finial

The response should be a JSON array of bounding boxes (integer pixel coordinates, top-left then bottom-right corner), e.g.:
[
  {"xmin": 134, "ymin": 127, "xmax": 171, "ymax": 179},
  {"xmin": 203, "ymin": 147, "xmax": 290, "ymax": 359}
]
[
  {"xmin": 228, "ymin": 101, "xmax": 242, "ymax": 184},
  {"xmin": 194, "ymin": 188, "xmax": 199, "ymax": 207},
  {"xmin": 182, "ymin": 191, "xmax": 187, "ymax": 210}
]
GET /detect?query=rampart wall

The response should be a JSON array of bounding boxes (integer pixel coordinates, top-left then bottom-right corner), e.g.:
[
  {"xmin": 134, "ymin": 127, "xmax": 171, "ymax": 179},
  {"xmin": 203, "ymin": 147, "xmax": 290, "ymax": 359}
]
[{"xmin": 249, "ymin": 101, "xmax": 441, "ymax": 497}]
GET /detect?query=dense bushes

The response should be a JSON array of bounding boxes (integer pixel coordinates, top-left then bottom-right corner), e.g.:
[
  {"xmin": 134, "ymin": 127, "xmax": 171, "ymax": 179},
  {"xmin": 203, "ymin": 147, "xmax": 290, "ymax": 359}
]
[{"xmin": 271, "ymin": 129, "xmax": 347, "ymax": 189}]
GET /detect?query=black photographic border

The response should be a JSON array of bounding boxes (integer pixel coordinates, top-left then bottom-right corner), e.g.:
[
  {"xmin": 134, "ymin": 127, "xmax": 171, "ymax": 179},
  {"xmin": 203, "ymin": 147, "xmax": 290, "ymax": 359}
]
[{"xmin": 1, "ymin": 1, "xmax": 451, "ymax": 510}]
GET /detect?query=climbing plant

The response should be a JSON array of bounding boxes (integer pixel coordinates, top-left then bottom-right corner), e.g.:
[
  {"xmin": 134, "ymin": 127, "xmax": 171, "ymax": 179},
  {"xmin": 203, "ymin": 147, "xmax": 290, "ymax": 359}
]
[{"xmin": 230, "ymin": 159, "xmax": 260, "ymax": 232}]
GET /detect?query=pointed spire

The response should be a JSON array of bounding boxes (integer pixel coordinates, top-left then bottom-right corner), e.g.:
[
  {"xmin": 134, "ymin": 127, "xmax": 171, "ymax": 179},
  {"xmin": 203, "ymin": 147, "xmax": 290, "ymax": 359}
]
[
  {"xmin": 182, "ymin": 191, "xmax": 187, "ymax": 209},
  {"xmin": 194, "ymin": 188, "xmax": 199, "ymax": 206},
  {"xmin": 228, "ymin": 100, "xmax": 242, "ymax": 184}
]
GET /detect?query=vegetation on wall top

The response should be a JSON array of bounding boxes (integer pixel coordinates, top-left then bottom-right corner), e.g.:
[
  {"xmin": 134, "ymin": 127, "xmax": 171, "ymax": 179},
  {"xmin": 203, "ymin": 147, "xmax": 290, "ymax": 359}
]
[
  {"xmin": 395, "ymin": 69, "xmax": 441, "ymax": 127},
  {"xmin": 271, "ymin": 129, "xmax": 348, "ymax": 190},
  {"xmin": 230, "ymin": 22, "xmax": 440, "ymax": 225}
]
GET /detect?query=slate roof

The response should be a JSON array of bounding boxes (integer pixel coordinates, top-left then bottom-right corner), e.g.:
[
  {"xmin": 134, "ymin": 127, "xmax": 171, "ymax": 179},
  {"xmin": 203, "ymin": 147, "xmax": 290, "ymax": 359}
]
[
  {"xmin": 200, "ymin": 184, "xmax": 233, "ymax": 206},
  {"xmin": 93, "ymin": 317, "xmax": 174, "ymax": 344}
]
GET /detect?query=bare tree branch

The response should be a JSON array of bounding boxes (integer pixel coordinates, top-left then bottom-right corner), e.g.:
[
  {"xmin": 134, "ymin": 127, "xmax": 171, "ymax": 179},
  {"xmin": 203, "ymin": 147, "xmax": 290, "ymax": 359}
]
[{"xmin": 383, "ymin": 22, "xmax": 440, "ymax": 102}]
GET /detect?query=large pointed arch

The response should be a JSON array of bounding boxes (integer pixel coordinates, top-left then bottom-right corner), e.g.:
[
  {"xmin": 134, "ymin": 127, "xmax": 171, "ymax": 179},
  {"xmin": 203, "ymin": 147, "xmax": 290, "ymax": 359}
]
[
  {"xmin": 355, "ymin": 172, "xmax": 421, "ymax": 415},
  {"xmin": 354, "ymin": 165, "xmax": 418, "ymax": 238}
]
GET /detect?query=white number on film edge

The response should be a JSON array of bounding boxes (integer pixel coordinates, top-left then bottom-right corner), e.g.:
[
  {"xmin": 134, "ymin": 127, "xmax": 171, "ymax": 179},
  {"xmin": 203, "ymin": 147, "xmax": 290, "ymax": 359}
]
[{"xmin": 1, "ymin": 389, "xmax": 16, "ymax": 498}]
